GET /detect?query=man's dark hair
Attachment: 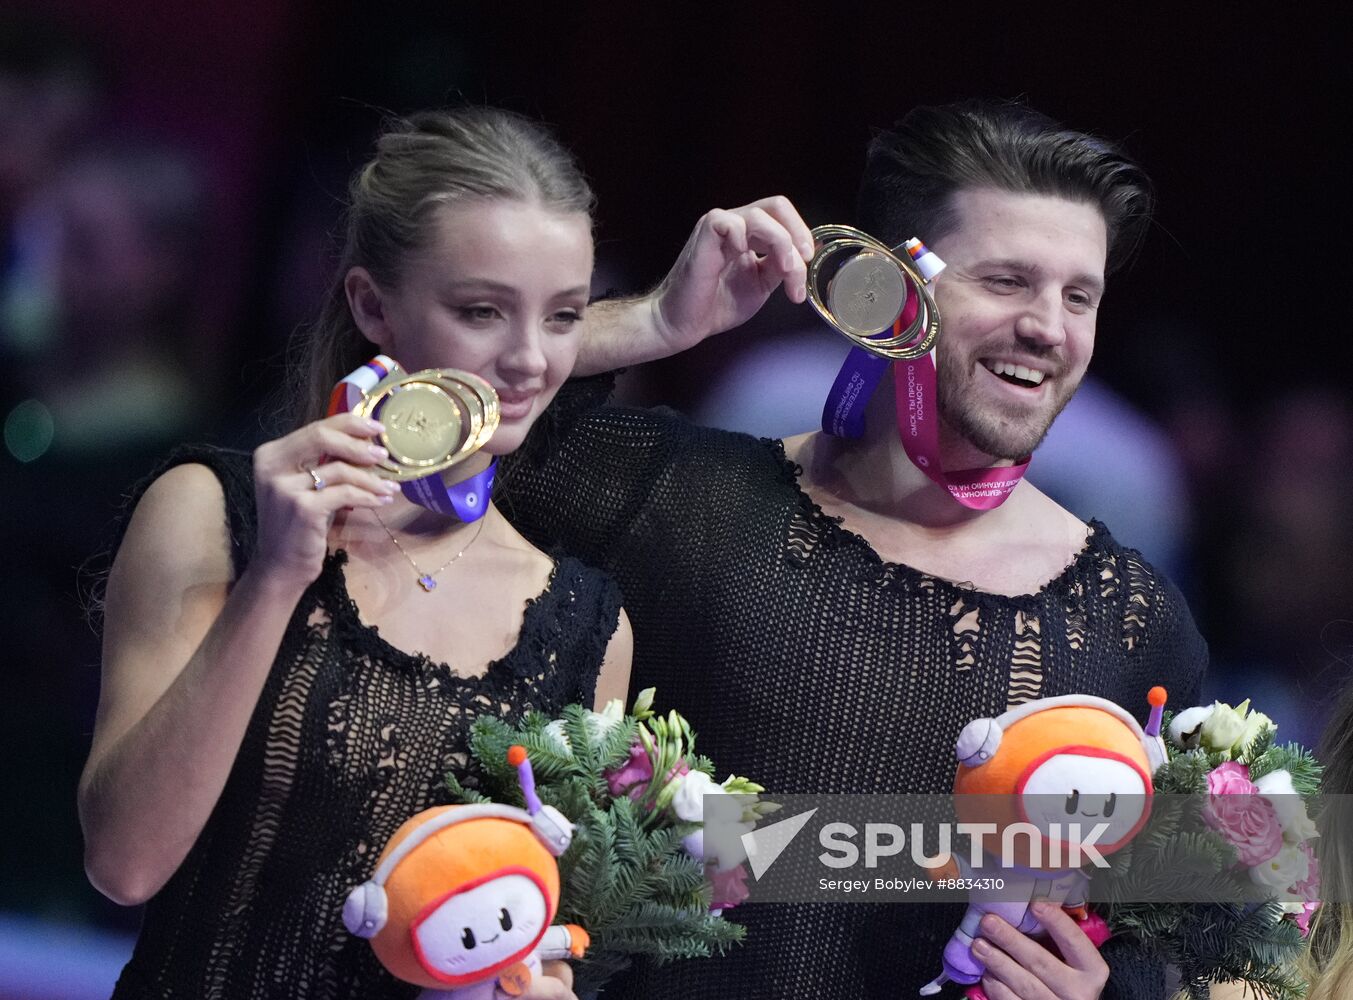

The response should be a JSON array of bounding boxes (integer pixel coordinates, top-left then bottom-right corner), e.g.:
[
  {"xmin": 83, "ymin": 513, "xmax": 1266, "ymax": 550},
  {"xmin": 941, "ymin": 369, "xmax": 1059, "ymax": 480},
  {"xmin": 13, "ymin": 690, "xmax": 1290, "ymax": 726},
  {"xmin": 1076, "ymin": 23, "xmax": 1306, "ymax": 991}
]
[{"xmin": 857, "ymin": 100, "xmax": 1153, "ymax": 274}]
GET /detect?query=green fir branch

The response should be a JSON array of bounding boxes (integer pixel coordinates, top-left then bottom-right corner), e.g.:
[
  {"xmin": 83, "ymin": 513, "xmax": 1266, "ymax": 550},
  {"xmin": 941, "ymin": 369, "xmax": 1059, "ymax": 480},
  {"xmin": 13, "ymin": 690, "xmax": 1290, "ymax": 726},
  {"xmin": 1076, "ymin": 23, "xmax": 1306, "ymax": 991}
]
[
  {"xmin": 443, "ymin": 772, "xmax": 491, "ymax": 805},
  {"xmin": 445, "ymin": 694, "xmax": 748, "ymax": 994}
]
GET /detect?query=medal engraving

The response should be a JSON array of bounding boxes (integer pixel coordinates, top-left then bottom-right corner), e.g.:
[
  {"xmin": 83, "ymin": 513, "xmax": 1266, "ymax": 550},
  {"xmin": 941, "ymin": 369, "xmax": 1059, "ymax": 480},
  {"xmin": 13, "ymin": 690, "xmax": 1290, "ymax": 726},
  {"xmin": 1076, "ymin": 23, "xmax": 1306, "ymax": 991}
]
[
  {"xmin": 827, "ymin": 252, "xmax": 908, "ymax": 337},
  {"xmin": 379, "ymin": 383, "xmax": 462, "ymax": 465}
]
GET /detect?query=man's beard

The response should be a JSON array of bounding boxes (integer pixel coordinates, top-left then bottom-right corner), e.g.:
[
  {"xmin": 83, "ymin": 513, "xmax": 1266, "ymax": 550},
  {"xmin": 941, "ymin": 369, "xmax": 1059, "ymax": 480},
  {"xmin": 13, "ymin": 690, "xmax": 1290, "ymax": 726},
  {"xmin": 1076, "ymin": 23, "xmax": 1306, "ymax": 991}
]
[{"xmin": 934, "ymin": 341, "xmax": 1079, "ymax": 461}]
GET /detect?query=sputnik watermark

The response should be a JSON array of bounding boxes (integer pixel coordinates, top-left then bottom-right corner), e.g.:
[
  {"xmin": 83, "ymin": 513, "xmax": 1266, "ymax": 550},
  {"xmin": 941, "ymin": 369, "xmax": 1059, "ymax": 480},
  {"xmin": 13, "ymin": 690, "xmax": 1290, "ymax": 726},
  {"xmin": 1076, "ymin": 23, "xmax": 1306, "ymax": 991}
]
[
  {"xmin": 817, "ymin": 822, "xmax": 1112, "ymax": 870},
  {"xmin": 704, "ymin": 793, "xmax": 1336, "ymax": 904}
]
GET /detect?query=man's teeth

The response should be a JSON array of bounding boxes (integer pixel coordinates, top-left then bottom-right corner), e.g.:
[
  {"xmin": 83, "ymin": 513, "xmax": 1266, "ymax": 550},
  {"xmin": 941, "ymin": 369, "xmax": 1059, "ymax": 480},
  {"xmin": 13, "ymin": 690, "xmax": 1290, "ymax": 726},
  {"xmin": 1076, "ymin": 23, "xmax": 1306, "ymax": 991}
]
[{"xmin": 982, "ymin": 360, "xmax": 1046, "ymax": 386}]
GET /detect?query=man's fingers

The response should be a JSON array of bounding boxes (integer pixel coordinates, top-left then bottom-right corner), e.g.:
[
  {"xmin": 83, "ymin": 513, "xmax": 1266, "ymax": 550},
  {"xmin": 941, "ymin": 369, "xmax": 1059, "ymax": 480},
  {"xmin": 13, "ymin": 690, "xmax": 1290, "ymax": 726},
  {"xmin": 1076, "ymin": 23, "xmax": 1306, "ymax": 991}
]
[
  {"xmin": 1033, "ymin": 903, "xmax": 1106, "ymax": 972},
  {"xmin": 707, "ymin": 209, "xmax": 749, "ymax": 256},
  {"xmin": 978, "ymin": 974, "xmax": 1023, "ymax": 1000},
  {"xmin": 976, "ymin": 915, "xmax": 1061, "ymax": 985},
  {"xmin": 972, "ymin": 933, "xmax": 1050, "ymax": 1000},
  {"xmin": 748, "ymin": 194, "xmax": 815, "ymax": 259},
  {"xmin": 730, "ymin": 205, "xmax": 808, "ymax": 302},
  {"xmin": 781, "ymin": 249, "xmax": 808, "ymax": 303},
  {"xmin": 975, "ymin": 908, "xmax": 1109, "ymax": 999},
  {"xmin": 739, "ymin": 206, "xmax": 801, "ymax": 273}
]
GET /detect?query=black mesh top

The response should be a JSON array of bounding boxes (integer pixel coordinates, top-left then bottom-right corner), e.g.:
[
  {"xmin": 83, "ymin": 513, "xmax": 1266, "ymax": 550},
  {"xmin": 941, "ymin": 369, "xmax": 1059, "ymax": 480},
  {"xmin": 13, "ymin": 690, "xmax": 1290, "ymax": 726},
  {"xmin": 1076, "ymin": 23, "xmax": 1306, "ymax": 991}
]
[
  {"xmin": 499, "ymin": 379, "xmax": 1208, "ymax": 1000},
  {"xmin": 109, "ymin": 446, "xmax": 621, "ymax": 1000}
]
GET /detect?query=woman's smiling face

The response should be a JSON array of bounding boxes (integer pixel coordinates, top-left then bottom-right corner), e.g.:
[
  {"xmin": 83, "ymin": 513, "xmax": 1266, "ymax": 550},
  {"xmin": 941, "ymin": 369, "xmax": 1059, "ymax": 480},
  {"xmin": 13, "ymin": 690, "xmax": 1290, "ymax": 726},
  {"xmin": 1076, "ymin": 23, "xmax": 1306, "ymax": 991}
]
[{"xmin": 352, "ymin": 198, "xmax": 594, "ymax": 455}]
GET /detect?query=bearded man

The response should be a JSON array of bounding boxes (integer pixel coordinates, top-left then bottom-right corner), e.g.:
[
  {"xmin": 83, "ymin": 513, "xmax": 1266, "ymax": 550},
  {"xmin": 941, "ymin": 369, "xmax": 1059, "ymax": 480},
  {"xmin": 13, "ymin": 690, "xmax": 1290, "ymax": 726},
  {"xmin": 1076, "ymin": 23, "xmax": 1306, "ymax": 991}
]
[{"xmin": 504, "ymin": 100, "xmax": 1206, "ymax": 1000}]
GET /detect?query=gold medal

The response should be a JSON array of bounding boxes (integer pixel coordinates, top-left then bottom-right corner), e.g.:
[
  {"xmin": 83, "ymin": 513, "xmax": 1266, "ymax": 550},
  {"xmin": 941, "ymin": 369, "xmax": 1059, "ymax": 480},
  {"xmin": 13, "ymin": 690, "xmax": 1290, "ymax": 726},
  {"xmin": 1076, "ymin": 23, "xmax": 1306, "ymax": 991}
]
[
  {"xmin": 379, "ymin": 382, "xmax": 463, "ymax": 465},
  {"xmin": 349, "ymin": 367, "xmax": 500, "ymax": 481},
  {"xmin": 807, "ymin": 224, "xmax": 941, "ymax": 360}
]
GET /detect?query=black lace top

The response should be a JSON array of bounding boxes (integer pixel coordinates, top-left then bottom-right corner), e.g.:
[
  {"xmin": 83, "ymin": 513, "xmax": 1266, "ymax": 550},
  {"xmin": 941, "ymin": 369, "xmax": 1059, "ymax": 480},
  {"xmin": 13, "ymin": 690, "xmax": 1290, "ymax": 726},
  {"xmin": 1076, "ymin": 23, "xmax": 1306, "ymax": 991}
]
[
  {"xmin": 500, "ymin": 379, "xmax": 1208, "ymax": 1000},
  {"xmin": 110, "ymin": 447, "xmax": 621, "ymax": 1000}
]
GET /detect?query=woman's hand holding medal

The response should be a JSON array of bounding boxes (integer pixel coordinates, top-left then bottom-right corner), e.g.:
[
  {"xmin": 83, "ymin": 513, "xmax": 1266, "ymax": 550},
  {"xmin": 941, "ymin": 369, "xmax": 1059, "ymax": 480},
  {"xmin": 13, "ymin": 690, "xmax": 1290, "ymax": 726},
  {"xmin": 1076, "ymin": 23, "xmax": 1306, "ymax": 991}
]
[{"xmin": 250, "ymin": 412, "xmax": 399, "ymax": 592}]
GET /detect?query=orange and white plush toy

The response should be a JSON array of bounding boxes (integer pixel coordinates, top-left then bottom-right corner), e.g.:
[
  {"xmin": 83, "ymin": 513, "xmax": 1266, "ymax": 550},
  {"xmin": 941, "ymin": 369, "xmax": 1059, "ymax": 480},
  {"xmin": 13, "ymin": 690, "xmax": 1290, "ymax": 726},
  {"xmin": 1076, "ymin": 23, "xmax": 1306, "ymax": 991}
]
[
  {"xmin": 343, "ymin": 747, "xmax": 589, "ymax": 999},
  {"xmin": 919, "ymin": 689, "xmax": 1168, "ymax": 998}
]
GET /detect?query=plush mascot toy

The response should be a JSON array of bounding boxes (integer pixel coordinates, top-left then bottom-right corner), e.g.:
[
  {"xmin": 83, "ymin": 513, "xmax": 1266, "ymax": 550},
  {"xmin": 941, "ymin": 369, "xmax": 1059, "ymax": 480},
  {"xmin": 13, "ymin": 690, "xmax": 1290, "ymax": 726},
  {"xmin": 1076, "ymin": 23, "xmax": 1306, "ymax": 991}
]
[
  {"xmin": 343, "ymin": 747, "xmax": 590, "ymax": 999},
  {"xmin": 919, "ymin": 688, "xmax": 1168, "ymax": 998}
]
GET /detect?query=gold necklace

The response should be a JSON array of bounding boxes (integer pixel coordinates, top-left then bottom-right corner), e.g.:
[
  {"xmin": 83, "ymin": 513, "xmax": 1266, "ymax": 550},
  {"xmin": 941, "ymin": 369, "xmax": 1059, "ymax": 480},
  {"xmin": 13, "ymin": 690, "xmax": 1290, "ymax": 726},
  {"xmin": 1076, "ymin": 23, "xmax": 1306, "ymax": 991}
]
[{"xmin": 372, "ymin": 512, "xmax": 487, "ymax": 592}]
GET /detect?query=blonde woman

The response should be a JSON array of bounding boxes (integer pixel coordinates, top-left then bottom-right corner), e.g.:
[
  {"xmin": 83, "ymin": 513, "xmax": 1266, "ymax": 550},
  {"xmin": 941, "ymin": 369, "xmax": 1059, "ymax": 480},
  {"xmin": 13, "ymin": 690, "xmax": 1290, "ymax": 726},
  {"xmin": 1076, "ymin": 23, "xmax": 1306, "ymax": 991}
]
[{"xmin": 78, "ymin": 108, "xmax": 634, "ymax": 1000}]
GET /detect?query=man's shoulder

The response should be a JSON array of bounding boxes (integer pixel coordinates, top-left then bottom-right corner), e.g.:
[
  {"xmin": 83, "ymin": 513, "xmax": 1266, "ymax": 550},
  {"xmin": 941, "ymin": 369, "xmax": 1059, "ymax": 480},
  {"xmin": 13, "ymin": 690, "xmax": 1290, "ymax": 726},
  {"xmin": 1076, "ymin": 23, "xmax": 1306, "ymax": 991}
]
[
  {"xmin": 571, "ymin": 404, "xmax": 786, "ymax": 475},
  {"xmin": 1083, "ymin": 519, "xmax": 1180, "ymax": 592},
  {"xmin": 1019, "ymin": 482, "xmax": 1181, "ymax": 597},
  {"xmin": 1082, "ymin": 519, "xmax": 1206, "ymax": 662}
]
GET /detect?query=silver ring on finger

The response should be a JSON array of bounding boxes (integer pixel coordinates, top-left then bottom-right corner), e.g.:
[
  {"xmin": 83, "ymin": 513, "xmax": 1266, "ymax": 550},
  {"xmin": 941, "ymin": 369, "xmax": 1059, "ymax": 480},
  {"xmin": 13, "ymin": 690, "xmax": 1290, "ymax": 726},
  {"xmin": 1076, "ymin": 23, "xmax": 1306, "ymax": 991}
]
[{"xmin": 305, "ymin": 466, "xmax": 326, "ymax": 491}]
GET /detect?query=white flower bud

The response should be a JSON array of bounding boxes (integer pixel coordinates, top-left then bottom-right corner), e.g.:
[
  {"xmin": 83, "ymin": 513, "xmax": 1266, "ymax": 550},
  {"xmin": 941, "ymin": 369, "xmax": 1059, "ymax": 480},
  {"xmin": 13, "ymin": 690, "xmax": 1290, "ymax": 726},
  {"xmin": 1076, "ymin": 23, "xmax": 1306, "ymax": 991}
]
[
  {"xmin": 1253, "ymin": 770, "xmax": 1320, "ymax": 843},
  {"xmin": 1250, "ymin": 843, "xmax": 1310, "ymax": 891},
  {"xmin": 682, "ymin": 829, "xmax": 705, "ymax": 861},
  {"xmin": 671, "ymin": 770, "xmax": 722, "ymax": 822}
]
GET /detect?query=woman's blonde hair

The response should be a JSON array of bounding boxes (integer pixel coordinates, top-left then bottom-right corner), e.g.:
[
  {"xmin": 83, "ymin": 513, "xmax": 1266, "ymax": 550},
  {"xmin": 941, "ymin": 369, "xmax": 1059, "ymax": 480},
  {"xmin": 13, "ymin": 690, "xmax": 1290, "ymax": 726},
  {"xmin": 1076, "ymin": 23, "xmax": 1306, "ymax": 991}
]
[
  {"xmin": 288, "ymin": 107, "xmax": 594, "ymax": 426},
  {"xmin": 1302, "ymin": 685, "xmax": 1353, "ymax": 999}
]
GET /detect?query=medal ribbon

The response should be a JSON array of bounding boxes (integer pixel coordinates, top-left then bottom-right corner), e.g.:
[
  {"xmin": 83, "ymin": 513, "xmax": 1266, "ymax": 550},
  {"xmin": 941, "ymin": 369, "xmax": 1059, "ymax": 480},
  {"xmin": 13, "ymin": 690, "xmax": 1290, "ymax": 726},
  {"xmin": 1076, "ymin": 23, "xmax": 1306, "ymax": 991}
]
[
  {"xmin": 819, "ymin": 244, "xmax": 1030, "ymax": 510},
  {"xmin": 892, "ymin": 352, "xmax": 1029, "ymax": 510},
  {"xmin": 398, "ymin": 461, "xmax": 496, "ymax": 521},
  {"xmin": 820, "ymin": 291, "xmax": 921, "ymax": 439},
  {"xmin": 329, "ymin": 355, "xmax": 496, "ymax": 523}
]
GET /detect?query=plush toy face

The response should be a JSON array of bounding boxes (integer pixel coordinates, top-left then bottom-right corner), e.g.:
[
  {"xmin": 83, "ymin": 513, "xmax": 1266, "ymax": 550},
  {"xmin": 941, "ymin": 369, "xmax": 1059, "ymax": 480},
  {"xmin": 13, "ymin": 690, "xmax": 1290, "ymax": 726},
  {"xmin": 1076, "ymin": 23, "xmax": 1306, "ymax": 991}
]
[
  {"xmin": 1017, "ymin": 747, "xmax": 1151, "ymax": 851},
  {"xmin": 954, "ymin": 703, "xmax": 1155, "ymax": 869},
  {"xmin": 370, "ymin": 809, "xmax": 562, "ymax": 989},
  {"xmin": 412, "ymin": 868, "xmax": 550, "ymax": 980}
]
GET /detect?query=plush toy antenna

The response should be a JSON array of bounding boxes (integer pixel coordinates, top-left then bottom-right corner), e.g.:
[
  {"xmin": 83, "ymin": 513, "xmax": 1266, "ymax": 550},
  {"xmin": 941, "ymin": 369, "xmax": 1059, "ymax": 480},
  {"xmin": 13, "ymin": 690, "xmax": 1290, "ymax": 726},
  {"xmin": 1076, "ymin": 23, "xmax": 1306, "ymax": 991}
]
[
  {"xmin": 509, "ymin": 745, "xmax": 543, "ymax": 815},
  {"xmin": 1145, "ymin": 687, "xmax": 1168, "ymax": 738}
]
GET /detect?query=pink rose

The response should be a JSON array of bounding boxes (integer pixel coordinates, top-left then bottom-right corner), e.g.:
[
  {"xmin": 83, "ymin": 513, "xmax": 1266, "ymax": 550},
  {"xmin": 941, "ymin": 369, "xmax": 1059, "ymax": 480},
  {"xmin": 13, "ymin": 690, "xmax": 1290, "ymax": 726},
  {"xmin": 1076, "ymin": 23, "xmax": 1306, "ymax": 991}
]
[
  {"xmin": 1207, "ymin": 761, "xmax": 1255, "ymax": 795},
  {"xmin": 604, "ymin": 744, "xmax": 689, "ymax": 802},
  {"xmin": 709, "ymin": 864, "xmax": 750, "ymax": 911},
  {"xmin": 1202, "ymin": 763, "xmax": 1283, "ymax": 867}
]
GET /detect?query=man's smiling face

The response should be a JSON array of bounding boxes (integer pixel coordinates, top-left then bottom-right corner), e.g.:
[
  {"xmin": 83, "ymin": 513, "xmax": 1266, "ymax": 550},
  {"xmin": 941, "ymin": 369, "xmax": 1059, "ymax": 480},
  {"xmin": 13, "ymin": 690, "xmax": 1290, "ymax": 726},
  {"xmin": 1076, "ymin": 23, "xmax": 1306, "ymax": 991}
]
[{"xmin": 928, "ymin": 188, "xmax": 1108, "ymax": 462}]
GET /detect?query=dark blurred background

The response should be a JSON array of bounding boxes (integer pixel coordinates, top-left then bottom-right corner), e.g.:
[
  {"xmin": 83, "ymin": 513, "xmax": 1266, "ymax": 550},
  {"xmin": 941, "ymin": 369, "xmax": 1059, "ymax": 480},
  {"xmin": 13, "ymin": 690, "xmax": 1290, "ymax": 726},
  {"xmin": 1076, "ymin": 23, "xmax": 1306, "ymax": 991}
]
[{"xmin": 1, "ymin": 3, "xmax": 1347, "ymax": 995}]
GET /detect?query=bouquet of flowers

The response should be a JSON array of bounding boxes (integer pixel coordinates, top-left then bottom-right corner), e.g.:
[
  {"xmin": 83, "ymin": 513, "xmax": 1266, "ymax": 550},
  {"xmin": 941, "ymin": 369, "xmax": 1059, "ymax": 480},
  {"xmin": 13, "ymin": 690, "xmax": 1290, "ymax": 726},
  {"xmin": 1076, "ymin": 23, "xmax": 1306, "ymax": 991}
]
[
  {"xmin": 445, "ymin": 688, "xmax": 770, "ymax": 994},
  {"xmin": 1092, "ymin": 698, "xmax": 1323, "ymax": 1000}
]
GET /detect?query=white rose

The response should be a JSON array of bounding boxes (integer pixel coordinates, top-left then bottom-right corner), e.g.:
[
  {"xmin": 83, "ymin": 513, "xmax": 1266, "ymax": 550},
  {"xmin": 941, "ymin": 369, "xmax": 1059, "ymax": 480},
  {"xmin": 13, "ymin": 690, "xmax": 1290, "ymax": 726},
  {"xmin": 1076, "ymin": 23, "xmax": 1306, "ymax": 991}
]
[
  {"xmin": 1250, "ymin": 843, "xmax": 1310, "ymax": 892},
  {"xmin": 1200, "ymin": 702, "xmax": 1248, "ymax": 755},
  {"xmin": 1253, "ymin": 770, "xmax": 1320, "ymax": 843},
  {"xmin": 671, "ymin": 770, "xmax": 722, "ymax": 822},
  {"xmin": 543, "ymin": 709, "xmax": 622, "ymax": 754},
  {"xmin": 1167, "ymin": 706, "xmax": 1213, "ymax": 749},
  {"xmin": 544, "ymin": 718, "xmax": 571, "ymax": 753},
  {"xmin": 597, "ymin": 698, "xmax": 626, "ymax": 727},
  {"xmin": 1236, "ymin": 709, "xmax": 1275, "ymax": 754},
  {"xmin": 672, "ymin": 772, "xmax": 757, "ymax": 868}
]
